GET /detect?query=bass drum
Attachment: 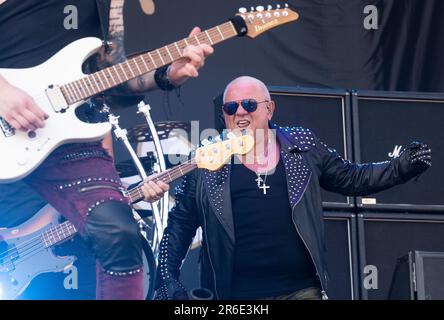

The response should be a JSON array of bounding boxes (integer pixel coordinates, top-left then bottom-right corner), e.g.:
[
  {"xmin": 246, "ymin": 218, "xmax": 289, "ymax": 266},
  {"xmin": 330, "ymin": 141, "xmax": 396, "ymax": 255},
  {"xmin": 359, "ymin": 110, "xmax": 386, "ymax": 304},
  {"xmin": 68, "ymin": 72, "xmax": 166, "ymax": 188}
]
[{"xmin": 18, "ymin": 232, "xmax": 156, "ymax": 300}]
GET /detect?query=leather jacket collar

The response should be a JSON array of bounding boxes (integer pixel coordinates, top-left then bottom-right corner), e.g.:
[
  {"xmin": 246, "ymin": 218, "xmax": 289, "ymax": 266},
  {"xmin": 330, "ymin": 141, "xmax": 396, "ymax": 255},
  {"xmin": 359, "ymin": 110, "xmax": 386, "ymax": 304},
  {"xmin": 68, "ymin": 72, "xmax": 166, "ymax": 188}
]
[{"xmin": 202, "ymin": 125, "xmax": 316, "ymax": 242}]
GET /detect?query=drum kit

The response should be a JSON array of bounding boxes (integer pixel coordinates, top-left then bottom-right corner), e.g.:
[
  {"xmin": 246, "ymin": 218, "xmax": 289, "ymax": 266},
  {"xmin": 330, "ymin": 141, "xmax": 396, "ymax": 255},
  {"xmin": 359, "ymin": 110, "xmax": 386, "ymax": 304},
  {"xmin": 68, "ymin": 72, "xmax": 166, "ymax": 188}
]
[{"xmin": 109, "ymin": 101, "xmax": 200, "ymax": 299}]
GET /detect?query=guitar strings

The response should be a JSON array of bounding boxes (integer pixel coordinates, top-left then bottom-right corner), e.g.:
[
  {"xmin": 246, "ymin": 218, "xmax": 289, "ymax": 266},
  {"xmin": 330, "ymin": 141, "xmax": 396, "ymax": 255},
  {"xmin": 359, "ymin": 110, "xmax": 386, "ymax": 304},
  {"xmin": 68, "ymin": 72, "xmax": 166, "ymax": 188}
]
[
  {"xmin": 0, "ymin": 222, "xmax": 79, "ymax": 269},
  {"xmin": 0, "ymin": 222, "xmax": 74, "ymax": 261},
  {"xmin": 71, "ymin": 23, "xmax": 236, "ymax": 101}
]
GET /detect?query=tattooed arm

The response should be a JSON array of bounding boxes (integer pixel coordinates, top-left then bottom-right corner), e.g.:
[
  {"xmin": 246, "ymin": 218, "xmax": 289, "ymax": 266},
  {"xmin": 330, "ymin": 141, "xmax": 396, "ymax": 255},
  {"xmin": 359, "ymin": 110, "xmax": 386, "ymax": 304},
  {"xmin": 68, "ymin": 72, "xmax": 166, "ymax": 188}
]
[
  {"xmin": 94, "ymin": 0, "xmax": 157, "ymax": 94},
  {"xmin": 93, "ymin": 0, "xmax": 214, "ymax": 96}
]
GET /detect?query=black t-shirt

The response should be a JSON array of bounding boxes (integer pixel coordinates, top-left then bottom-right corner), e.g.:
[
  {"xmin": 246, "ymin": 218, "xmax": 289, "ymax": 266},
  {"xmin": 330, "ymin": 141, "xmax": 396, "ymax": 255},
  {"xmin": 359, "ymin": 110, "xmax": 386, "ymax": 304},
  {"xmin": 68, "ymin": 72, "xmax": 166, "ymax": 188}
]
[
  {"xmin": 230, "ymin": 157, "xmax": 319, "ymax": 299},
  {"xmin": 0, "ymin": 0, "xmax": 103, "ymax": 225},
  {"xmin": 0, "ymin": 0, "xmax": 102, "ymax": 68}
]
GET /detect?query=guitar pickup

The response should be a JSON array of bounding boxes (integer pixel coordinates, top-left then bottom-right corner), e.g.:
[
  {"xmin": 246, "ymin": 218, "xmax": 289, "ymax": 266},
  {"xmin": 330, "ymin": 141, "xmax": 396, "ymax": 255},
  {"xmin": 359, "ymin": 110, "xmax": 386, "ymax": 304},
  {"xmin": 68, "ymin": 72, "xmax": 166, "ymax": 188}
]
[
  {"xmin": 45, "ymin": 85, "xmax": 68, "ymax": 112},
  {"xmin": 0, "ymin": 116, "xmax": 15, "ymax": 137},
  {"xmin": 0, "ymin": 243, "xmax": 18, "ymax": 272}
]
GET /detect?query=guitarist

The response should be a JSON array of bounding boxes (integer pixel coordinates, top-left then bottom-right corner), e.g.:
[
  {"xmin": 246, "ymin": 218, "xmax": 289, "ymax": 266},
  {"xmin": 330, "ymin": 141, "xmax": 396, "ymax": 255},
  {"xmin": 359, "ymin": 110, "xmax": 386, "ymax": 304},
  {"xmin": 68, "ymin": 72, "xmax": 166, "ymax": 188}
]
[{"xmin": 0, "ymin": 0, "xmax": 213, "ymax": 300}]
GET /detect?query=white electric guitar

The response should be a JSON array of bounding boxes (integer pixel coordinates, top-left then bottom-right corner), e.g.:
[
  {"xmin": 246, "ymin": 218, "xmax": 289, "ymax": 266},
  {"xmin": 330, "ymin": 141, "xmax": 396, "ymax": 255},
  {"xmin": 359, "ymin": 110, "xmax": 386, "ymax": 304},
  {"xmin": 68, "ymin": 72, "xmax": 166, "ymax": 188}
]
[{"xmin": 0, "ymin": 6, "xmax": 298, "ymax": 183}]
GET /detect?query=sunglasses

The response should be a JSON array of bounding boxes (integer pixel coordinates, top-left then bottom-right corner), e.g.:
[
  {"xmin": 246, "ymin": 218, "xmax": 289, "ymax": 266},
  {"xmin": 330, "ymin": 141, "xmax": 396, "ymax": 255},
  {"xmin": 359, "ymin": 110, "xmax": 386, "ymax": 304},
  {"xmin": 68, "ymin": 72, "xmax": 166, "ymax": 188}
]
[{"xmin": 222, "ymin": 99, "xmax": 269, "ymax": 116}]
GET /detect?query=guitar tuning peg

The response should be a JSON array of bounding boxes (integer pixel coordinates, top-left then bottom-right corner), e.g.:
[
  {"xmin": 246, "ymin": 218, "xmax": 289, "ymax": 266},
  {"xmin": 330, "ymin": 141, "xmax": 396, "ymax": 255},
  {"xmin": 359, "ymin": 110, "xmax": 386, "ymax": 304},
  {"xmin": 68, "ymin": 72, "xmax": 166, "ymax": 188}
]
[
  {"xmin": 267, "ymin": 4, "xmax": 273, "ymax": 11},
  {"xmin": 276, "ymin": 4, "xmax": 281, "ymax": 9},
  {"xmin": 250, "ymin": 6, "xmax": 255, "ymax": 12},
  {"xmin": 256, "ymin": 6, "xmax": 264, "ymax": 12},
  {"xmin": 213, "ymin": 135, "xmax": 222, "ymax": 142},
  {"xmin": 201, "ymin": 138, "xmax": 211, "ymax": 146},
  {"xmin": 238, "ymin": 7, "xmax": 247, "ymax": 14},
  {"xmin": 285, "ymin": 3, "xmax": 289, "ymax": 8},
  {"xmin": 227, "ymin": 132, "xmax": 236, "ymax": 140}
]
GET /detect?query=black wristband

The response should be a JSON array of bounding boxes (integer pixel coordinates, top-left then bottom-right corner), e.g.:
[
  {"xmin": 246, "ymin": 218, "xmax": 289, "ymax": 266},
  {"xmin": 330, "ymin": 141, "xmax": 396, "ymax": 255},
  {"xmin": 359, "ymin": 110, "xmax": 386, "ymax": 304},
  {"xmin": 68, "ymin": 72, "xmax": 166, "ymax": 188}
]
[{"xmin": 154, "ymin": 65, "xmax": 177, "ymax": 91}]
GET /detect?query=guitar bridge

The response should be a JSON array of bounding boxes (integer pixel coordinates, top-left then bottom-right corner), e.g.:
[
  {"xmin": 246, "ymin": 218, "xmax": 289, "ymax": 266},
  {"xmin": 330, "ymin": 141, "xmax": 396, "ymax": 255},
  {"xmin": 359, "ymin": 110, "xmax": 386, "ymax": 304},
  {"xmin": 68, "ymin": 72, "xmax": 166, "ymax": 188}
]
[
  {"xmin": 45, "ymin": 85, "xmax": 68, "ymax": 112},
  {"xmin": 0, "ymin": 116, "xmax": 15, "ymax": 137}
]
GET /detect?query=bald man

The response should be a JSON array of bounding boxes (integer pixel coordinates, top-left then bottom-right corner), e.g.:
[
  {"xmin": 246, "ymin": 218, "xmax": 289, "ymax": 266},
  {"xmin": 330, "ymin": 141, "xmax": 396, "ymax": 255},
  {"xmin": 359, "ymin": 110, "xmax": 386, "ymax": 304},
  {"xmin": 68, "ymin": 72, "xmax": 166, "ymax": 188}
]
[{"xmin": 154, "ymin": 76, "xmax": 431, "ymax": 300}]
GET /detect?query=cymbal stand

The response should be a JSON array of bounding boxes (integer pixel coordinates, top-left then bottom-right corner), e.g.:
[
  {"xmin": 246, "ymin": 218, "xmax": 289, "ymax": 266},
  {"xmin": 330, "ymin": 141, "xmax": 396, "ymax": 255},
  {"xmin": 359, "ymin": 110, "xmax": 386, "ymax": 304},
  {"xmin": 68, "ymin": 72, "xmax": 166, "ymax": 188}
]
[
  {"xmin": 137, "ymin": 101, "xmax": 169, "ymax": 258},
  {"xmin": 108, "ymin": 111, "xmax": 163, "ymax": 258}
]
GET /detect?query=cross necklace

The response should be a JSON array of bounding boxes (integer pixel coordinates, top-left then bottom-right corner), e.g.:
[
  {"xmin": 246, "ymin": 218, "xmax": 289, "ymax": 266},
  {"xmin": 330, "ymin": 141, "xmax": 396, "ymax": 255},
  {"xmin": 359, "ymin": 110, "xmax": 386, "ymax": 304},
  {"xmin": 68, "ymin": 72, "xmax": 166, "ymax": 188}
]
[
  {"xmin": 253, "ymin": 138, "xmax": 274, "ymax": 195},
  {"xmin": 254, "ymin": 152, "xmax": 271, "ymax": 195},
  {"xmin": 255, "ymin": 170, "xmax": 270, "ymax": 195}
]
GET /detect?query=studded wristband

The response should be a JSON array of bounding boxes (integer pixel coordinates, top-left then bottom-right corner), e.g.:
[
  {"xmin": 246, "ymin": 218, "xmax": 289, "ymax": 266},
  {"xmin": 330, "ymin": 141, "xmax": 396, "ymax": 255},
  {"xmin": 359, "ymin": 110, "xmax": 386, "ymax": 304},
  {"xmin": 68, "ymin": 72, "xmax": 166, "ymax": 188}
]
[{"xmin": 154, "ymin": 65, "xmax": 177, "ymax": 91}]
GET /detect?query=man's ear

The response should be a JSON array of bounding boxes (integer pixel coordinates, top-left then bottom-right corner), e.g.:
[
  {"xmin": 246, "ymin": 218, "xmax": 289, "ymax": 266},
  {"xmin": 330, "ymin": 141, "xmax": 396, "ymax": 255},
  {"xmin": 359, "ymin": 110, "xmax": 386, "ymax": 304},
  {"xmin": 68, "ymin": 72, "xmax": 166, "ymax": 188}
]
[{"xmin": 267, "ymin": 100, "xmax": 276, "ymax": 119}]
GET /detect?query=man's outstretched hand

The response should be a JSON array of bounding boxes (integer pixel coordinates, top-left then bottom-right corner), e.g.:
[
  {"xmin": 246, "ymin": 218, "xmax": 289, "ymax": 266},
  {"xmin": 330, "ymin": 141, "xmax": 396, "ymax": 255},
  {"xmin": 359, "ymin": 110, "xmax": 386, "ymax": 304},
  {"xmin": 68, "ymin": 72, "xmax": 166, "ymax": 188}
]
[{"xmin": 399, "ymin": 141, "xmax": 432, "ymax": 178}]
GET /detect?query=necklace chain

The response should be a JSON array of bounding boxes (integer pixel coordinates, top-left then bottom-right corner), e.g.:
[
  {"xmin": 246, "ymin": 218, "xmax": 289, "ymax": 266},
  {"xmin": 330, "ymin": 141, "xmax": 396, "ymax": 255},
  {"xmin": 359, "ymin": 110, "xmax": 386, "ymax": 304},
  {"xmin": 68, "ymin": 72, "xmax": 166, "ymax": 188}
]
[{"xmin": 252, "ymin": 137, "xmax": 274, "ymax": 195}]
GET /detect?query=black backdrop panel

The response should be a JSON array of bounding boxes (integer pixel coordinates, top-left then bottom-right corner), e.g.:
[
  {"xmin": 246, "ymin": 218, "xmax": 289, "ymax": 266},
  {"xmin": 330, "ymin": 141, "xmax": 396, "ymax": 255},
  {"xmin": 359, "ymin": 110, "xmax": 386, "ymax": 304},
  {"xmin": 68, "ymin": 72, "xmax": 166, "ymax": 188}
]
[
  {"xmin": 358, "ymin": 213, "xmax": 444, "ymax": 300},
  {"xmin": 269, "ymin": 87, "xmax": 353, "ymax": 209},
  {"xmin": 353, "ymin": 91, "xmax": 444, "ymax": 211}
]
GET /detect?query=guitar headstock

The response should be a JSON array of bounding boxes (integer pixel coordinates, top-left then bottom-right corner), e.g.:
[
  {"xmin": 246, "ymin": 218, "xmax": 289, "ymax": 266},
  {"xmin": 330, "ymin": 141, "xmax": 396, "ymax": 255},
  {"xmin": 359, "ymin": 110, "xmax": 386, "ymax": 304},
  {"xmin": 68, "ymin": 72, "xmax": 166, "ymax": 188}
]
[
  {"xmin": 195, "ymin": 134, "xmax": 255, "ymax": 171},
  {"xmin": 236, "ymin": 4, "xmax": 299, "ymax": 38}
]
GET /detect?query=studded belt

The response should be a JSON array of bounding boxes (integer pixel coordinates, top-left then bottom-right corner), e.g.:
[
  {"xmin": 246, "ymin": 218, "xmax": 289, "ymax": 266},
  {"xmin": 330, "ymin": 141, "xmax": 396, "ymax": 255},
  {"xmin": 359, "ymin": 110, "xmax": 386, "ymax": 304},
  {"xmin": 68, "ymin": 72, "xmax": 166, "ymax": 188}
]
[{"xmin": 60, "ymin": 149, "xmax": 110, "ymax": 163}]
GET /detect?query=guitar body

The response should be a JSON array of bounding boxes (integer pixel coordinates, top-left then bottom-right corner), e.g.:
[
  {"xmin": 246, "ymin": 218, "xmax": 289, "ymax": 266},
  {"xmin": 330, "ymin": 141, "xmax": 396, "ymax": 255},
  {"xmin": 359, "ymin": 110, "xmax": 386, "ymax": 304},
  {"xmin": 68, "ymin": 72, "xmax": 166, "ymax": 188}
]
[
  {"xmin": 0, "ymin": 205, "xmax": 75, "ymax": 300},
  {"xmin": 0, "ymin": 37, "xmax": 111, "ymax": 183}
]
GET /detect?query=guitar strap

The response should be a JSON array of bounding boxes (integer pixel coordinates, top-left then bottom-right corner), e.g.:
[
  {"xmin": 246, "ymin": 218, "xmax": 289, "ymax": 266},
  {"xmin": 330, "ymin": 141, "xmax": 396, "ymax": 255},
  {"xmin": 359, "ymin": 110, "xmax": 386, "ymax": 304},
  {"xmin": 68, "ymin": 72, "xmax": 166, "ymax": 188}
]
[{"xmin": 95, "ymin": 0, "xmax": 111, "ymax": 44}]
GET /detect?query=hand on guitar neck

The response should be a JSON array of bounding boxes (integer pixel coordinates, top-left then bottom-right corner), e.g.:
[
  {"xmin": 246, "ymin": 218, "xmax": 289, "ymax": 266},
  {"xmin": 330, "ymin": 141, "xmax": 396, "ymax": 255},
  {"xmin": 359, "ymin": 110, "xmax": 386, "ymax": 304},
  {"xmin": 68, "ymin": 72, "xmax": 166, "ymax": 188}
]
[
  {"xmin": 0, "ymin": 75, "xmax": 49, "ymax": 132},
  {"xmin": 167, "ymin": 27, "xmax": 214, "ymax": 87},
  {"xmin": 140, "ymin": 180, "xmax": 170, "ymax": 203}
]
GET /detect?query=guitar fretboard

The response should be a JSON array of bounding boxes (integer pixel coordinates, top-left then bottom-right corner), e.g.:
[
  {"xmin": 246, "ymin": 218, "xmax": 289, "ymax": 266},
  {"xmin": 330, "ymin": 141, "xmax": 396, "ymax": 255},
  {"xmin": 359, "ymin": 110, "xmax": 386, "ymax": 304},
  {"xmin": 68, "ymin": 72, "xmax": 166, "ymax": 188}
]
[
  {"xmin": 41, "ymin": 221, "xmax": 77, "ymax": 248},
  {"xmin": 126, "ymin": 160, "xmax": 197, "ymax": 204},
  {"xmin": 60, "ymin": 21, "xmax": 239, "ymax": 104}
]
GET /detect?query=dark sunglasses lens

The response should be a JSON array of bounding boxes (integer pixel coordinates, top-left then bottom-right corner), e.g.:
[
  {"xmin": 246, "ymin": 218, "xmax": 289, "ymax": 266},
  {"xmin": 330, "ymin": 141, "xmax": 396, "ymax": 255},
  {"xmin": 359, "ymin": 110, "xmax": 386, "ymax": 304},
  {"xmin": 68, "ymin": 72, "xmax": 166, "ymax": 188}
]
[
  {"xmin": 223, "ymin": 102, "xmax": 239, "ymax": 115},
  {"xmin": 241, "ymin": 99, "xmax": 258, "ymax": 112}
]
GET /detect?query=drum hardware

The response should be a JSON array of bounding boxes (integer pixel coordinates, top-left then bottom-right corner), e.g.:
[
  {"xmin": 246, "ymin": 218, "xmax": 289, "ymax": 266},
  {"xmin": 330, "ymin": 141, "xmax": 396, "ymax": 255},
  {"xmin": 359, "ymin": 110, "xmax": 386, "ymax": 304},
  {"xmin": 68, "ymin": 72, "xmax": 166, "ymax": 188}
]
[
  {"xmin": 136, "ymin": 102, "xmax": 170, "ymax": 258},
  {"xmin": 126, "ymin": 121, "xmax": 191, "ymax": 143},
  {"xmin": 115, "ymin": 154, "xmax": 156, "ymax": 178},
  {"xmin": 107, "ymin": 108, "xmax": 163, "ymax": 259}
]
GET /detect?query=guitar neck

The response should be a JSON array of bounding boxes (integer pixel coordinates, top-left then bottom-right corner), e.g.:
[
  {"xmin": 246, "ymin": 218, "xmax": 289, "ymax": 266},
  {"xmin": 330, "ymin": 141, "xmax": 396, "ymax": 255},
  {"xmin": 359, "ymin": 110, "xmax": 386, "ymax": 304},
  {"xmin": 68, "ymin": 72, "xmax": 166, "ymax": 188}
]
[
  {"xmin": 127, "ymin": 160, "xmax": 197, "ymax": 204},
  {"xmin": 41, "ymin": 220, "xmax": 77, "ymax": 248},
  {"xmin": 61, "ymin": 21, "xmax": 240, "ymax": 104},
  {"xmin": 39, "ymin": 161, "xmax": 197, "ymax": 247}
]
